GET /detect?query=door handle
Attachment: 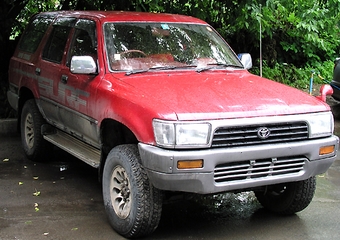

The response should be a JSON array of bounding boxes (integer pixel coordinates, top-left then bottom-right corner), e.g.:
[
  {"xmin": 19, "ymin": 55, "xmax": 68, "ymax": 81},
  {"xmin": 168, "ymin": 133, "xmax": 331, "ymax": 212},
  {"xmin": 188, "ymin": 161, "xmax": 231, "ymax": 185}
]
[
  {"xmin": 35, "ymin": 68, "xmax": 41, "ymax": 75},
  {"xmin": 61, "ymin": 75, "xmax": 68, "ymax": 84}
]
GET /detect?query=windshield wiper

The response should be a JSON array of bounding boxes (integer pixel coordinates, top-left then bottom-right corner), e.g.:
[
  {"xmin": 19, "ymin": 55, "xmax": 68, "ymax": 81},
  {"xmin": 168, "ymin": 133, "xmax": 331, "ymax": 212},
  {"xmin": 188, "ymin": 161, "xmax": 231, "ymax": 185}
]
[
  {"xmin": 196, "ymin": 63, "xmax": 244, "ymax": 73},
  {"xmin": 149, "ymin": 66, "xmax": 177, "ymax": 70},
  {"xmin": 169, "ymin": 65, "xmax": 198, "ymax": 70},
  {"xmin": 149, "ymin": 65, "xmax": 199, "ymax": 71},
  {"xmin": 125, "ymin": 65, "xmax": 196, "ymax": 75},
  {"xmin": 125, "ymin": 68, "xmax": 149, "ymax": 76}
]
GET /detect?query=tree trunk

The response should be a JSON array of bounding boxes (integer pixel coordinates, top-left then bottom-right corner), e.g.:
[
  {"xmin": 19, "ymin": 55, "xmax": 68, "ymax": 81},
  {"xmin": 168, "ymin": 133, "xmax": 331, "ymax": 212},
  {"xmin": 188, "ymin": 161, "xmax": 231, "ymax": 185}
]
[{"xmin": 0, "ymin": 1, "xmax": 28, "ymax": 118}]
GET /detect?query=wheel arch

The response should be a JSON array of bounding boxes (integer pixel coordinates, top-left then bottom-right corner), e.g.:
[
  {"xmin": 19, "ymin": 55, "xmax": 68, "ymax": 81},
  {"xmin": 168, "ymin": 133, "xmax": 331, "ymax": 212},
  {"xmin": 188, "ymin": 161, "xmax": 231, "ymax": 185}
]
[
  {"xmin": 17, "ymin": 87, "xmax": 35, "ymax": 132},
  {"xmin": 98, "ymin": 118, "xmax": 139, "ymax": 180}
]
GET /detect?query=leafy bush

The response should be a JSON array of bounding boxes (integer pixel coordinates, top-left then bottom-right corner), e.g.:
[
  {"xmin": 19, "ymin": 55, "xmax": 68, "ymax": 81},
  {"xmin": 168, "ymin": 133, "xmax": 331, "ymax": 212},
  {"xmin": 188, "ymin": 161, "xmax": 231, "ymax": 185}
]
[
  {"xmin": 225, "ymin": 0, "xmax": 340, "ymax": 68},
  {"xmin": 250, "ymin": 60, "xmax": 334, "ymax": 90}
]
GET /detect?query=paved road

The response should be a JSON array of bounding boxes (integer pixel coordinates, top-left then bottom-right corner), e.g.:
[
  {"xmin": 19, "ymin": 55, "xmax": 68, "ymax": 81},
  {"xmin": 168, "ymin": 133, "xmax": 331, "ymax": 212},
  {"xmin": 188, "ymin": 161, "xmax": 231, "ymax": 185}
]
[{"xmin": 1, "ymin": 123, "xmax": 340, "ymax": 240}]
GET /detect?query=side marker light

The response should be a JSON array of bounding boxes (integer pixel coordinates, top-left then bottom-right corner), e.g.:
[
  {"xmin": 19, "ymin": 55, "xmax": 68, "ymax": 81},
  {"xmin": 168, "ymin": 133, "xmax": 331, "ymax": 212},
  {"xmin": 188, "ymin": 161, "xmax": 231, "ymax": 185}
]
[
  {"xmin": 319, "ymin": 145, "xmax": 335, "ymax": 155},
  {"xmin": 177, "ymin": 160, "xmax": 204, "ymax": 169}
]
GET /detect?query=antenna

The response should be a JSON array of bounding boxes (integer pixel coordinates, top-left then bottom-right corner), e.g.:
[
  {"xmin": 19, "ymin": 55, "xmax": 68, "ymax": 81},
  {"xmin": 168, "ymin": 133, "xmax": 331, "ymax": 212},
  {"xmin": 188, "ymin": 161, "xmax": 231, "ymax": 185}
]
[{"xmin": 259, "ymin": 4, "xmax": 262, "ymax": 77}]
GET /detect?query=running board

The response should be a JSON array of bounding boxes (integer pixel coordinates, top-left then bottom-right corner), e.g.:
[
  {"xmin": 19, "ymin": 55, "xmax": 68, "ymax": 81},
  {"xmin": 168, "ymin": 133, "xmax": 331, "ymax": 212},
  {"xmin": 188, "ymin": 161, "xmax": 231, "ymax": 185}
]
[{"xmin": 43, "ymin": 130, "xmax": 100, "ymax": 168}]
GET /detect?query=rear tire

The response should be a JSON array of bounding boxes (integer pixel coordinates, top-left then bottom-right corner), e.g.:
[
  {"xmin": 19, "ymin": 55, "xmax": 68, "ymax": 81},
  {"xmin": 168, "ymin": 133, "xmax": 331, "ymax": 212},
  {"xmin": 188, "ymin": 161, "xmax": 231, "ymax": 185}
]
[
  {"xmin": 254, "ymin": 177, "xmax": 316, "ymax": 215},
  {"xmin": 20, "ymin": 99, "xmax": 51, "ymax": 161},
  {"xmin": 102, "ymin": 144, "xmax": 162, "ymax": 238}
]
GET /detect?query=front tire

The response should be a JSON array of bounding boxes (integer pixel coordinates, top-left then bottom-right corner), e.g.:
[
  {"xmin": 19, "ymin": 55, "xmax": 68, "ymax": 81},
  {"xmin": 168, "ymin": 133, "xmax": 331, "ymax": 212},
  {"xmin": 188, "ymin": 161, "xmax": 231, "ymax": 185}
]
[
  {"xmin": 254, "ymin": 177, "xmax": 316, "ymax": 215},
  {"xmin": 102, "ymin": 144, "xmax": 162, "ymax": 238},
  {"xmin": 20, "ymin": 99, "xmax": 51, "ymax": 161}
]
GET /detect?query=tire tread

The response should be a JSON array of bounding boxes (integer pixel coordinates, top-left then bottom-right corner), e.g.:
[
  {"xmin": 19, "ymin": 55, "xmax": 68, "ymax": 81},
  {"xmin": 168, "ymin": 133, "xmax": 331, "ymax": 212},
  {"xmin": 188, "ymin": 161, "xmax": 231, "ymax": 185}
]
[
  {"xmin": 103, "ymin": 144, "xmax": 162, "ymax": 238},
  {"xmin": 255, "ymin": 177, "xmax": 316, "ymax": 215},
  {"xmin": 21, "ymin": 99, "xmax": 51, "ymax": 161}
]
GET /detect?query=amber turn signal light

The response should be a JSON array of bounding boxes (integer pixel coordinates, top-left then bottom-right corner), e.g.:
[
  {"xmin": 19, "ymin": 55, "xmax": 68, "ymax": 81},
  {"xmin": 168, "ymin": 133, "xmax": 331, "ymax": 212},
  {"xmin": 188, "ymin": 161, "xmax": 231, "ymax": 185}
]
[
  {"xmin": 319, "ymin": 145, "xmax": 335, "ymax": 155},
  {"xmin": 177, "ymin": 160, "xmax": 204, "ymax": 169}
]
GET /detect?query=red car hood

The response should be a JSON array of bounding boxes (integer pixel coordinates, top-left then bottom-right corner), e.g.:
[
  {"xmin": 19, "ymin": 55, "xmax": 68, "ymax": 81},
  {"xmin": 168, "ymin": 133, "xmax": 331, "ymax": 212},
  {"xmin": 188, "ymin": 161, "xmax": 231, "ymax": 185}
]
[{"xmin": 113, "ymin": 70, "xmax": 329, "ymax": 121}]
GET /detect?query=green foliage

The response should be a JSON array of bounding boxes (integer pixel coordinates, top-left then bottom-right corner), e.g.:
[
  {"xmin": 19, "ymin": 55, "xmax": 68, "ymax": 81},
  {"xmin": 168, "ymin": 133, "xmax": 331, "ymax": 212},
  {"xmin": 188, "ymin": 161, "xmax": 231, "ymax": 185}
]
[
  {"xmin": 214, "ymin": 0, "xmax": 340, "ymax": 67},
  {"xmin": 4, "ymin": 0, "xmax": 340, "ymax": 83},
  {"xmin": 250, "ymin": 60, "xmax": 334, "ymax": 89},
  {"xmin": 277, "ymin": 1, "xmax": 340, "ymax": 65},
  {"xmin": 8, "ymin": 0, "xmax": 340, "ymax": 68}
]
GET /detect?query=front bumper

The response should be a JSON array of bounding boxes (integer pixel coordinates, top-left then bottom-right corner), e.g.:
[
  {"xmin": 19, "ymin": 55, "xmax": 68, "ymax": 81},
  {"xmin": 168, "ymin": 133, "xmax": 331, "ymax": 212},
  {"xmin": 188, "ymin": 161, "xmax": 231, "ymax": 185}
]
[{"xmin": 138, "ymin": 135, "xmax": 339, "ymax": 194}]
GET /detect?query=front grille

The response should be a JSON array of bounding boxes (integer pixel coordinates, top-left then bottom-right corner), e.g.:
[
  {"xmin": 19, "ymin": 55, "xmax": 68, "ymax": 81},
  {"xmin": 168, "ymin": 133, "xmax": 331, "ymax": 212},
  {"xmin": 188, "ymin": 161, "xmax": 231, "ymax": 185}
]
[
  {"xmin": 212, "ymin": 122, "xmax": 308, "ymax": 148},
  {"xmin": 214, "ymin": 156, "xmax": 306, "ymax": 183}
]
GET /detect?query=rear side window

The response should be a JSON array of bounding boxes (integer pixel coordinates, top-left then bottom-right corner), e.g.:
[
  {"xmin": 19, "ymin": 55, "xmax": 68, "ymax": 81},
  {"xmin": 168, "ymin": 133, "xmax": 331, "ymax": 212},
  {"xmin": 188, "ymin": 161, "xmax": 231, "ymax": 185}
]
[
  {"xmin": 42, "ymin": 17, "xmax": 76, "ymax": 63},
  {"xmin": 19, "ymin": 16, "xmax": 53, "ymax": 53},
  {"xmin": 42, "ymin": 26, "xmax": 71, "ymax": 63}
]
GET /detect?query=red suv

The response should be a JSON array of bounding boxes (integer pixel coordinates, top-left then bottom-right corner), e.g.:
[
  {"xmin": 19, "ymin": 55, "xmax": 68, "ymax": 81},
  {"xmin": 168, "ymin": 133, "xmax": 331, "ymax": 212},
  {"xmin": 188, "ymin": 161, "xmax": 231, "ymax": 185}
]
[{"xmin": 7, "ymin": 11, "xmax": 338, "ymax": 238}]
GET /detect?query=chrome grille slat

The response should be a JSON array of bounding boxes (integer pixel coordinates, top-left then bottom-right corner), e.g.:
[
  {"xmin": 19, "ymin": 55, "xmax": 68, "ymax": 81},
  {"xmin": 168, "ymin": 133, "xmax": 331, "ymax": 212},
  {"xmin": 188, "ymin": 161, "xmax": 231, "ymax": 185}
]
[
  {"xmin": 215, "ymin": 166, "xmax": 304, "ymax": 182},
  {"xmin": 270, "ymin": 131, "xmax": 307, "ymax": 137},
  {"xmin": 212, "ymin": 122, "xmax": 308, "ymax": 148},
  {"xmin": 214, "ymin": 156, "xmax": 306, "ymax": 183},
  {"xmin": 214, "ymin": 162, "xmax": 304, "ymax": 177},
  {"xmin": 213, "ymin": 137, "xmax": 308, "ymax": 147}
]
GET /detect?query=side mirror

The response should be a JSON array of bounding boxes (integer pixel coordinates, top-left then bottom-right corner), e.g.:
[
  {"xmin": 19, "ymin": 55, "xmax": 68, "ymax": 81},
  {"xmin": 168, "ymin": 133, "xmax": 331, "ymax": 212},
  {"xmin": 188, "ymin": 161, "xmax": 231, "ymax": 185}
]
[
  {"xmin": 70, "ymin": 56, "xmax": 97, "ymax": 74},
  {"xmin": 238, "ymin": 53, "xmax": 252, "ymax": 70},
  {"xmin": 316, "ymin": 84, "xmax": 333, "ymax": 102}
]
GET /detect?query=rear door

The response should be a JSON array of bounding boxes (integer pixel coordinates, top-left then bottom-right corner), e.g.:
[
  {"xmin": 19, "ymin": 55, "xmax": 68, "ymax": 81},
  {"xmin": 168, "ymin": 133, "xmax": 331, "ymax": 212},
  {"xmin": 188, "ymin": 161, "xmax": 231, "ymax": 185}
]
[{"xmin": 37, "ymin": 17, "xmax": 76, "ymax": 129}]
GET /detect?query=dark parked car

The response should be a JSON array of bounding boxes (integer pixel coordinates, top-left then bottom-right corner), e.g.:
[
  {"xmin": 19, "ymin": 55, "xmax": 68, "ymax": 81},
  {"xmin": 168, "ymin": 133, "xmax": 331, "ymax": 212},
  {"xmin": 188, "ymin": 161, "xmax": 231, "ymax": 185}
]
[
  {"xmin": 328, "ymin": 58, "xmax": 340, "ymax": 118},
  {"xmin": 331, "ymin": 57, "xmax": 340, "ymax": 101}
]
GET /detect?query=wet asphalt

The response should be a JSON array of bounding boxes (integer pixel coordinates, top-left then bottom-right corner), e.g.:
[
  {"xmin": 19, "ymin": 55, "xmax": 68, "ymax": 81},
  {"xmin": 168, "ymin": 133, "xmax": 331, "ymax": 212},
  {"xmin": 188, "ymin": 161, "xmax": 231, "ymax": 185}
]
[{"xmin": 0, "ymin": 119, "xmax": 340, "ymax": 240}]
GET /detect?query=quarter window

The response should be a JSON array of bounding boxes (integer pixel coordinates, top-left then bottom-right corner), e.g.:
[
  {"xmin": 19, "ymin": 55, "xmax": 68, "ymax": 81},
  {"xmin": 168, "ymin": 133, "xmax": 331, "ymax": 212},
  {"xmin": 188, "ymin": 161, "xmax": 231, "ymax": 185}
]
[
  {"xmin": 19, "ymin": 16, "xmax": 52, "ymax": 53},
  {"xmin": 42, "ymin": 17, "xmax": 76, "ymax": 63}
]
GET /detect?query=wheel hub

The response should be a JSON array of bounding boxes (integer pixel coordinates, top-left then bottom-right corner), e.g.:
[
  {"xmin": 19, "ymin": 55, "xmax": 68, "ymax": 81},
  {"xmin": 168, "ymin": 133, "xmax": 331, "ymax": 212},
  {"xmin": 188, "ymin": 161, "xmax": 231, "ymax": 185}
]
[
  {"xmin": 24, "ymin": 113, "xmax": 34, "ymax": 149},
  {"xmin": 120, "ymin": 180, "xmax": 130, "ymax": 199},
  {"xmin": 110, "ymin": 165, "xmax": 132, "ymax": 219}
]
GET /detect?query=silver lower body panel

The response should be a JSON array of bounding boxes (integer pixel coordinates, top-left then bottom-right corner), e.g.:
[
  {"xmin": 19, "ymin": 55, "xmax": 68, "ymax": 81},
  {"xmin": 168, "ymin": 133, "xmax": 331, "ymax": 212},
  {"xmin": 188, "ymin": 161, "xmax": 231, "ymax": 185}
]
[{"xmin": 138, "ymin": 135, "xmax": 338, "ymax": 194}]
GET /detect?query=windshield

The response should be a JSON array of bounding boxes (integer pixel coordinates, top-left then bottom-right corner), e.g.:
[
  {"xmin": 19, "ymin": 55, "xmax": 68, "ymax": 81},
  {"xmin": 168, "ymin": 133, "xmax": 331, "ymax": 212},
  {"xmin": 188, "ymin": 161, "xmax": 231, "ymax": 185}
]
[{"xmin": 104, "ymin": 22, "xmax": 243, "ymax": 72}]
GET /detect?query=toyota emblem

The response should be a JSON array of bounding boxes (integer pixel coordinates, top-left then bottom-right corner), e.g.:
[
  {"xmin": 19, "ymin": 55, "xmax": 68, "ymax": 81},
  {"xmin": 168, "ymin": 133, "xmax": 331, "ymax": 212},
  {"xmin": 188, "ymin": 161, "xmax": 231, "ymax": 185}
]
[{"xmin": 257, "ymin": 127, "xmax": 270, "ymax": 139}]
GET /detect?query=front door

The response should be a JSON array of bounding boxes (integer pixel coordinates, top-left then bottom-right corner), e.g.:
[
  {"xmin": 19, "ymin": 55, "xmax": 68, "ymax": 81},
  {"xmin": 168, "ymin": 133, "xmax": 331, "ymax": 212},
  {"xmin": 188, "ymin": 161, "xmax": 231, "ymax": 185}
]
[
  {"xmin": 59, "ymin": 19, "xmax": 100, "ymax": 147},
  {"xmin": 37, "ymin": 17, "xmax": 100, "ymax": 148}
]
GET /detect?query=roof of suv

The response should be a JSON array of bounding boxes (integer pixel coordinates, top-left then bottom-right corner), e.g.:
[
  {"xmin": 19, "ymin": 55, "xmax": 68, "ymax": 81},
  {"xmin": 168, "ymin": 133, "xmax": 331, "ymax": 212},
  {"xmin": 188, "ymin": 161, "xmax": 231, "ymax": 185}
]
[{"xmin": 37, "ymin": 10, "xmax": 207, "ymax": 24}]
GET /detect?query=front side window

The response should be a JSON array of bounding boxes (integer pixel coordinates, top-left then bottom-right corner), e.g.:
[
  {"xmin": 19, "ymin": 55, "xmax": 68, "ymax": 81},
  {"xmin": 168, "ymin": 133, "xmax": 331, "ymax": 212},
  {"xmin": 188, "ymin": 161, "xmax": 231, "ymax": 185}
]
[
  {"xmin": 68, "ymin": 19, "xmax": 97, "ymax": 64},
  {"xmin": 104, "ymin": 22, "xmax": 242, "ymax": 71}
]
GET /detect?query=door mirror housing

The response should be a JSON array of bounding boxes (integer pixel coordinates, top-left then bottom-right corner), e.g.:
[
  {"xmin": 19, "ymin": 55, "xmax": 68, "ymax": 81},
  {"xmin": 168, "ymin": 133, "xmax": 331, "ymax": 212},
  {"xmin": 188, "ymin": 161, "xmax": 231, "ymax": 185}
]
[
  {"xmin": 70, "ymin": 56, "xmax": 97, "ymax": 74},
  {"xmin": 238, "ymin": 53, "xmax": 252, "ymax": 70}
]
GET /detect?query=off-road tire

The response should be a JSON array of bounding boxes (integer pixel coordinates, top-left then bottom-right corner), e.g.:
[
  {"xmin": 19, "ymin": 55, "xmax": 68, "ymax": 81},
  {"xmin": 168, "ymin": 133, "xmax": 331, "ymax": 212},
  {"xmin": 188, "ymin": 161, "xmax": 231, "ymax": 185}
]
[
  {"xmin": 254, "ymin": 177, "xmax": 316, "ymax": 215},
  {"xmin": 102, "ymin": 144, "xmax": 163, "ymax": 238},
  {"xmin": 20, "ymin": 99, "xmax": 51, "ymax": 161}
]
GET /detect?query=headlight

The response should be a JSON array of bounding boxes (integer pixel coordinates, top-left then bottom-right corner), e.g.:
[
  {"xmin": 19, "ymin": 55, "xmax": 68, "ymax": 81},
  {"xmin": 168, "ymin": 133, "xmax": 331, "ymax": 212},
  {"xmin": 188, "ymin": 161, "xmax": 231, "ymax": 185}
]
[
  {"xmin": 309, "ymin": 112, "xmax": 334, "ymax": 138},
  {"xmin": 153, "ymin": 119, "xmax": 211, "ymax": 148},
  {"xmin": 153, "ymin": 120, "xmax": 175, "ymax": 147}
]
